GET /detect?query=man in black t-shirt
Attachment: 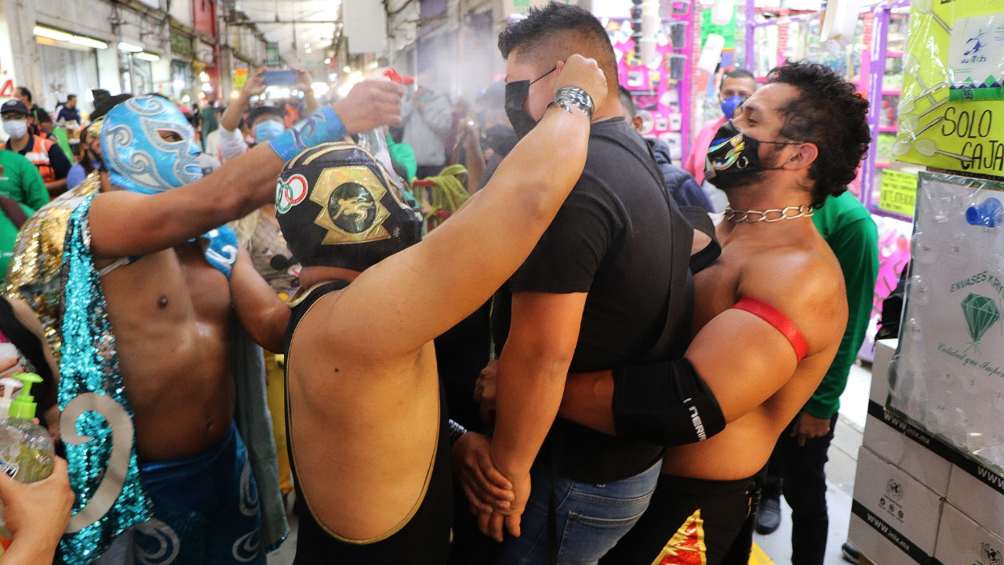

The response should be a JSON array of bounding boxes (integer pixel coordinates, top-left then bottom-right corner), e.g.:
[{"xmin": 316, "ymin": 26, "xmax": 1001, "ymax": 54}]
[{"xmin": 475, "ymin": 5, "xmax": 695, "ymax": 564}]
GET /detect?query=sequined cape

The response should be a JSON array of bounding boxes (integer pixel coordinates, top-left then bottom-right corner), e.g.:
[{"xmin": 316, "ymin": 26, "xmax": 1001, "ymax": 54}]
[
  {"xmin": 58, "ymin": 193, "xmax": 152, "ymax": 563},
  {"xmin": 4, "ymin": 174, "xmax": 101, "ymax": 356}
]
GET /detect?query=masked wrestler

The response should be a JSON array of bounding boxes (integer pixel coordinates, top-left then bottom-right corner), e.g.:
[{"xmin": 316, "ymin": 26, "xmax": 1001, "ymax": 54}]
[
  {"xmin": 466, "ymin": 62, "xmax": 870, "ymax": 565},
  {"xmin": 224, "ymin": 55, "xmax": 606, "ymax": 563},
  {"xmin": 8, "ymin": 82, "xmax": 403, "ymax": 563}
]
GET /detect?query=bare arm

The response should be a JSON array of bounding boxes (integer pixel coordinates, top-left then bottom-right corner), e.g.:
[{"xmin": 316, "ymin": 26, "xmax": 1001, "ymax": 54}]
[
  {"xmin": 322, "ymin": 56, "xmax": 607, "ymax": 360},
  {"xmin": 8, "ymin": 298, "xmax": 58, "ymax": 382},
  {"xmin": 230, "ymin": 247, "xmax": 290, "ymax": 353},
  {"xmin": 492, "ymin": 292, "xmax": 585, "ymax": 475},
  {"xmin": 87, "ymin": 80, "xmax": 404, "ymax": 259},
  {"xmin": 87, "ymin": 143, "xmax": 284, "ymax": 258},
  {"xmin": 221, "ymin": 68, "xmax": 265, "ymax": 132},
  {"xmin": 558, "ymin": 256, "xmax": 847, "ymax": 435},
  {"xmin": 298, "ymin": 70, "xmax": 320, "ymax": 114},
  {"xmin": 45, "ymin": 178, "xmax": 67, "ymax": 196}
]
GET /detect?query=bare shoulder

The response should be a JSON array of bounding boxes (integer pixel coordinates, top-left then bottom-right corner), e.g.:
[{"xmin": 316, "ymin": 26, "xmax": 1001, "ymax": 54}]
[
  {"xmin": 738, "ymin": 242, "xmax": 848, "ymax": 355},
  {"xmin": 289, "ymin": 285, "xmax": 409, "ymax": 371}
]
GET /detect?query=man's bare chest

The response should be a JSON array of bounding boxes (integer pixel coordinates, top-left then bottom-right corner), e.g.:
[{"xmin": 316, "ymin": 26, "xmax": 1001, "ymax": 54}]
[{"xmin": 101, "ymin": 244, "xmax": 232, "ymax": 331}]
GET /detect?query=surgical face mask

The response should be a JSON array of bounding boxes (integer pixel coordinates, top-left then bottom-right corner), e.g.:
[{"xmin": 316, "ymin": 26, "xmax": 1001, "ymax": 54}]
[
  {"xmin": 253, "ymin": 120, "xmax": 285, "ymax": 144},
  {"xmin": 3, "ymin": 120, "xmax": 27, "ymax": 139},
  {"xmin": 719, "ymin": 95, "xmax": 746, "ymax": 120},
  {"xmin": 505, "ymin": 66, "xmax": 557, "ymax": 139},
  {"xmin": 704, "ymin": 120, "xmax": 801, "ymax": 189}
]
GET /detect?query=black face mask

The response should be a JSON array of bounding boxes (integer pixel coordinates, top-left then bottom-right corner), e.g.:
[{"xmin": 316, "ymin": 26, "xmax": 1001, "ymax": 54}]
[
  {"xmin": 704, "ymin": 121, "xmax": 800, "ymax": 189},
  {"xmin": 505, "ymin": 66, "xmax": 556, "ymax": 139}
]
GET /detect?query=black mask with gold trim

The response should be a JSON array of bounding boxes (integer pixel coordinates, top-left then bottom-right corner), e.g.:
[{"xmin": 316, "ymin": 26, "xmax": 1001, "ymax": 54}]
[{"xmin": 275, "ymin": 142, "xmax": 423, "ymax": 271}]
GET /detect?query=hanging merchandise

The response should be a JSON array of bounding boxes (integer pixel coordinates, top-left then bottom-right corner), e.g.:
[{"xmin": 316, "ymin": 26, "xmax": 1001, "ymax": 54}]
[
  {"xmin": 893, "ymin": 172, "xmax": 1004, "ymax": 472},
  {"xmin": 607, "ymin": 1, "xmax": 696, "ymax": 162},
  {"xmin": 896, "ymin": 0, "xmax": 1004, "ymax": 176}
]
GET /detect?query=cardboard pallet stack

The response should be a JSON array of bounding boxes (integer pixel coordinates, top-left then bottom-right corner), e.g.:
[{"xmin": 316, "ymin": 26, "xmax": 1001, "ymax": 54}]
[{"xmin": 848, "ymin": 340, "xmax": 1004, "ymax": 565}]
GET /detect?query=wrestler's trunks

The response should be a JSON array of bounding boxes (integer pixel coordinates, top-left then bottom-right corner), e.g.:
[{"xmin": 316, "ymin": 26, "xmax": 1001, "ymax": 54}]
[{"xmin": 601, "ymin": 471, "xmax": 762, "ymax": 565}]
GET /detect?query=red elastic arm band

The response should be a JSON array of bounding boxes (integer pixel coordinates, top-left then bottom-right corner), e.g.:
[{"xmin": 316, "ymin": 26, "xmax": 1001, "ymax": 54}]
[{"xmin": 732, "ymin": 297, "xmax": 809, "ymax": 361}]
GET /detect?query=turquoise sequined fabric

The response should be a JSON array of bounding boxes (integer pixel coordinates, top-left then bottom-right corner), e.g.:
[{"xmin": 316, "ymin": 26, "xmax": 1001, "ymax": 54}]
[{"xmin": 58, "ymin": 194, "xmax": 152, "ymax": 563}]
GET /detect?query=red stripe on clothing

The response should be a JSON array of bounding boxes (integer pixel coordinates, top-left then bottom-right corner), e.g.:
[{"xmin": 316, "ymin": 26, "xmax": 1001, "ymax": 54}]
[{"xmin": 733, "ymin": 297, "xmax": 809, "ymax": 361}]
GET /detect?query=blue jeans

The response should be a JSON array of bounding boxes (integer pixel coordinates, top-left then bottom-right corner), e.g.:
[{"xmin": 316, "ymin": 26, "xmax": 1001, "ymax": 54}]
[{"xmin": 498, "ymin": 460, "xmax": 662, "ymax": 565}]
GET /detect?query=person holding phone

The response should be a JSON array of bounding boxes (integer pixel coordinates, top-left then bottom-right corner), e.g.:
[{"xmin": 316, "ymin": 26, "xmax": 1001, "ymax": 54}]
[{"xmin": 219, "ymin": 68, "xmax": 319, "ymax": 162}]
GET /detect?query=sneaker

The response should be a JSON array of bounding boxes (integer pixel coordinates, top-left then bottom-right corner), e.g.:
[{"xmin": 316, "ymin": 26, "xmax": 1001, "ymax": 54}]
[
  {"xmin": 841, "ymin": 542, "xmax": 861, "ymax": 564},
  {"xmin": 754, "ymin": 495, "xmax": 782, "ymax": 535}
]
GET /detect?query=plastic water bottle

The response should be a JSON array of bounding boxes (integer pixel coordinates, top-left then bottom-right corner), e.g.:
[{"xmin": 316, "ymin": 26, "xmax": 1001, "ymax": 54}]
[{"xmin": 0, "ymin": 373, "xmax": 55, "ymax": 555}]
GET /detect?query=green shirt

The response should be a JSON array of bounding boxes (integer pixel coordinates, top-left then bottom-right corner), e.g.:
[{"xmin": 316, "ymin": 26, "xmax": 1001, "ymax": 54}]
[
  {"xmin": 808, "ymin": 192, "xmax": 879, "ymax": 418},
  {"xmin": 0, "ymin": 201, "xmax": 35, "ymax": 282},
  {"xmin": 0, "ymin": 150, "xmax": 49, "ymax": 210}
]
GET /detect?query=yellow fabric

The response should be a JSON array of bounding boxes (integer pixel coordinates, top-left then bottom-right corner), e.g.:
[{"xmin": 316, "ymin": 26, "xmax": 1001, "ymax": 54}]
[
  {"xmin": 748, "ymin": 543, "xmax": 775, "ymax": 565},
  {"xmin": 265, "ymin": 352, "xmax": 292, "ymax": 494}
]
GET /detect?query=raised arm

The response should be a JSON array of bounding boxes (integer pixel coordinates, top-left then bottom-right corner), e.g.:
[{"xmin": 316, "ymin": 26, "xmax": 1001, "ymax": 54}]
[
  {"xmin": 230, "ymin": 248, "xmax": 290, "ymax": 353},
  {"xmin": 221, "ymin": 68, "xmax": 265, "ymax": 132},
  {"xmin": 557, "ymin": 256, "xmax": 847, "ymax": 444},
  {"xmin": 87, "ymin": 80, "xmax": 404, "ymax": 259},
  {"xmin": 325, "ymin": 55, "xmax": 607, "ymax": 360}
]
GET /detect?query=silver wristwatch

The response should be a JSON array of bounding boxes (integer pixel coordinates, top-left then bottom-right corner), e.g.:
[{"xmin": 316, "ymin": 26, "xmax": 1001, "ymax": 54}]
[{"xmin": 553, "ymin": 87, "xmax": 594, "ymax": 118}]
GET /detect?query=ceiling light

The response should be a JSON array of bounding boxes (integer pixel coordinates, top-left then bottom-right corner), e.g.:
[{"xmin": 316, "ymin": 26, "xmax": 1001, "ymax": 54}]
[
  {"xmin": 118, "ymin": 41, "xmax": 143, "ymax": 53},
  {"xmin": 33, "ymin": 25, "xmax": 109, "ymax": 50},
  {"xmin": 324, "ymin": 57, "xmax": 331, "ymax": 65},
  {"xmin": 134, "ymin": 51, "xmax": 161, "ymax": 62},
  {"xmin": 343, "ymin": 65, "xmax": 351, "ymax": 73}
]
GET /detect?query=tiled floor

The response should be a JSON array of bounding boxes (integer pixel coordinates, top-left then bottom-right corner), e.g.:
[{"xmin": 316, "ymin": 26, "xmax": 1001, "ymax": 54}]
[
  {"xmin": 268, "ymin": 363, "xmax": 876, "ymax": 565},
  {"xmin": 753, "ymin": 362, "xmax": 873, "ymax": 565}
]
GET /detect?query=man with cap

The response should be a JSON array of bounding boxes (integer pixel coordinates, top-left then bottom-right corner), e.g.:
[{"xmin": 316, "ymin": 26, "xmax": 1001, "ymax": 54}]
[
  {"xmin": 3, "ymin": 99, "xmax": 71, "ymax": 197},
  {"xmin": 217, "ymin": 68, "xmax": 319, "ymax": 163},
  {"xmin": 13, "ymin": 86, "xmax": 53, "ymax": 136},
  {"xmin": 8, "ymin": 80, "xmax": 404, "ymax": 564},
  {"xmin": 224, "ymin": 54, "xmax": 607, "ymax": 564}
]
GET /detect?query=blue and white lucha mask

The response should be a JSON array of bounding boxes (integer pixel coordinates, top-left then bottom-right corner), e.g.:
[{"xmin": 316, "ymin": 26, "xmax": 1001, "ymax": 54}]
[{"xmin": 99, "ymin": 95, "xmax": 203, "ymax": 194}]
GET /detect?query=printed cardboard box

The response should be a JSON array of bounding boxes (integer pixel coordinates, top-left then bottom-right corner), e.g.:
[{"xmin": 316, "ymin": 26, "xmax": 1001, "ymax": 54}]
[
  {"xmin": 947, "ymin": 456, "xmax": 1004, "ymax": 541},
  {"xmin": 935, "ymin": 503, "xmax": 1004, "ymax": 565},
  {"xmin": 863, "ymin": 411, "xmax": 952, "ymax": 496},
  {"xmin": 848, "ymin": 447, "xmax": 943, "ymax": 565}
]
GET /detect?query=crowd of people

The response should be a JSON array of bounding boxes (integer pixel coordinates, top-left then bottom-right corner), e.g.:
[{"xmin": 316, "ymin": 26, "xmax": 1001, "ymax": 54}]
[{"xmin": 0, "ymin": 3, "xmax": 883, "ymax": 565}]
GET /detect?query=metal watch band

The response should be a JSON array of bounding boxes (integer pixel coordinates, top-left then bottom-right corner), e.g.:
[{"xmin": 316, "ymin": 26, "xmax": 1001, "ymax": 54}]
[
  {"xmin": 447, "ymin": 419, "xmax": 468, "ymax": 445},
  {"xmin": 553, "ymin": 87, "xmax": 594, "ymax": 118}
]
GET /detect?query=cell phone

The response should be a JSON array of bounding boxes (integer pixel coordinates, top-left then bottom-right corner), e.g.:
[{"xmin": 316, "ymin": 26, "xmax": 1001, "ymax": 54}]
[{"xmin": 262, "ymin": 70, "xmax": 298, "ymax": 86}]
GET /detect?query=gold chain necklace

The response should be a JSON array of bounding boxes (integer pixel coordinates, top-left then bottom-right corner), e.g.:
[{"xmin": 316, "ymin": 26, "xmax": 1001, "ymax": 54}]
[{"xmin": 724, "ymin": 205, "xmax": 815, "ymax": 224}]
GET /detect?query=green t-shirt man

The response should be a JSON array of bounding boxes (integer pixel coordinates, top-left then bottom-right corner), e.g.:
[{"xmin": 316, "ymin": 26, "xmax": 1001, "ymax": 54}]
[
  {"xmin": 0, "ymin": 201, "xmax": 34, "ymax": 281},
  {"xmin": 0, "ymin": 149, "xmax": 50, "ymax": 210},
  {"xmin": 808, "ymin": 191, "xmax": 879, "ymax": 418}
]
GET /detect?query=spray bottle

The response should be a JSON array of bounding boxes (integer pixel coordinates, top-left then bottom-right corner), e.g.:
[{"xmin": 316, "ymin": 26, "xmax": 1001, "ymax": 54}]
[
  {"xmin": 355, "ymin": 68, "xmax": 414, "ymax": 181},
  {"xmin": 0, "ymin": 373, "xmax": 55, "ymax": 554}
]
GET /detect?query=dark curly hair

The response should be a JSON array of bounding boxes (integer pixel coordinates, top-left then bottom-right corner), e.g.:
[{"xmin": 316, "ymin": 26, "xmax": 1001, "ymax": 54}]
[{"xmin": 767, "ymin": 62, "xmax": 871, "ymax": 207}]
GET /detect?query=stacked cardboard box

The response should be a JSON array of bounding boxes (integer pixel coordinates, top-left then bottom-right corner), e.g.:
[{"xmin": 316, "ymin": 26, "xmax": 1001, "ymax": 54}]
[{"xmin": 849, "ymin": 340, "xmax": 1004, "ymax": 565}]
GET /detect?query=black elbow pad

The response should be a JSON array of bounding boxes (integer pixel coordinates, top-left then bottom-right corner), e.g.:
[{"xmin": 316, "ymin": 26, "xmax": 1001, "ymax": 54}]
[{"xmin": 612, "ymin": 358, "xmax": 726, "ymax": 446}]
